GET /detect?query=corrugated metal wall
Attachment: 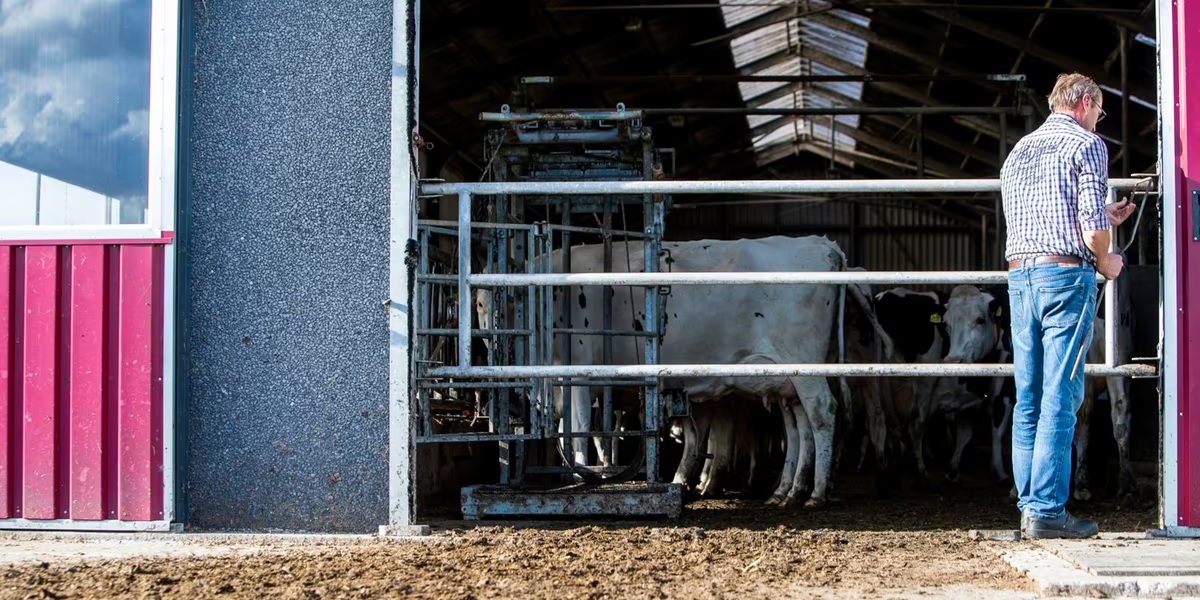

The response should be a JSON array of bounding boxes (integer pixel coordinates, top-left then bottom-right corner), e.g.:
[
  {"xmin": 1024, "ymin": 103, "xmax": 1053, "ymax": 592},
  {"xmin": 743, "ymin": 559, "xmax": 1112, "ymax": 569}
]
[
  {"xmin": 0, "ymin": 244, "xmax": 165, "ymax": 522},
  {"xmin": 667, "ymin": 196, "xmax": 989, "ymax": 279}
]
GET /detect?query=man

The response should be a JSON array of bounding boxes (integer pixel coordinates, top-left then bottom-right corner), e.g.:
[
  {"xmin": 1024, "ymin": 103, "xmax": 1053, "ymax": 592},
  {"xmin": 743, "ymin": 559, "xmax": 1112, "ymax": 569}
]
[{"xmin": 1000, "ymin": 73, "xmax": 1136, "ymax": 539}]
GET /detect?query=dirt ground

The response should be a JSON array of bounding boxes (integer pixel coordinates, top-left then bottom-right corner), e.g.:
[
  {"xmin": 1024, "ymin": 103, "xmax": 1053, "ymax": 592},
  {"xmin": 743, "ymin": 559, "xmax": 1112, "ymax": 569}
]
[{"xmin": 0, "ymin": 474, "xmax": 1158, "ymax": 600}]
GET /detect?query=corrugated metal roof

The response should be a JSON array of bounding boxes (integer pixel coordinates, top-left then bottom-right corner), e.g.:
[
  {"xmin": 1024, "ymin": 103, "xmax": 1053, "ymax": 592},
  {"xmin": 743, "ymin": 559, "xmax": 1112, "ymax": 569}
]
[{"xmin": 720, "ymin": 1, "xmax": 870, "ymax": 166}]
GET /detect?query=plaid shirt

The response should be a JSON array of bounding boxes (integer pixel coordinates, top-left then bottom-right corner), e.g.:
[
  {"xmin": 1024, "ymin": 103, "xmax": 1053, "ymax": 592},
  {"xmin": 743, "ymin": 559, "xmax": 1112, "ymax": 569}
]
[{"xmin": 1001, "ymin": 113, "xmax": 1111, "ymax": 263}]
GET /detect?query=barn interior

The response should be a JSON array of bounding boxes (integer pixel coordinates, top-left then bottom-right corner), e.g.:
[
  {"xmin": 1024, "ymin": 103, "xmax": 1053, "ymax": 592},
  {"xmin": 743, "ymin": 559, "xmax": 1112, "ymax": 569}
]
[{"xmin": 411, "ymin": 0, "xmax": 1163, "ymax": 525}]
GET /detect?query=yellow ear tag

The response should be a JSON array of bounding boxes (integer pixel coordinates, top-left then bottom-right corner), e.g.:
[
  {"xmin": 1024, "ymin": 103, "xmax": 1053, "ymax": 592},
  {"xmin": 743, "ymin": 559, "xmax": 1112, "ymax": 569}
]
[
  {"xmin": 995, "ymin": 307, "xmax": 1004, "ymax": 317},
  {"xmin": 930, "ymin": 314, "xmax": 942, "ymax": 323}
]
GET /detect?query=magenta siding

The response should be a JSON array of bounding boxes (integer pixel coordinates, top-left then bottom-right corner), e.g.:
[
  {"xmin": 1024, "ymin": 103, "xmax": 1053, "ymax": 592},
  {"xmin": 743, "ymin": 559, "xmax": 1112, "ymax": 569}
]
[
  {"xmin": 0, "ymin": 246, "xmax": 11, "ymax": 519},
  {"xmin": 22, "ymin": 246, "xmax": 59, "ymax": 519},
  {"xmin": 0, "ymin": 244, "xmax": 165, "ymax": 522},
  {"xmin": 70, "ymin": 246, "xmax": 106, "ymax": 520}
]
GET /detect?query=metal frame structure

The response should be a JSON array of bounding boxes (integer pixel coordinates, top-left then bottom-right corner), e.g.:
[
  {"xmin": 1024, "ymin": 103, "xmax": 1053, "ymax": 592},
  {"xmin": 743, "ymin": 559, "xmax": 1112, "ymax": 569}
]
[
  {"xmin": 413, "ymin": 104, "xmax": 677, "ymax": 519},
  {"xmin": 420, "ymin": 177, "xmax": 1154, "ymax": 382}
]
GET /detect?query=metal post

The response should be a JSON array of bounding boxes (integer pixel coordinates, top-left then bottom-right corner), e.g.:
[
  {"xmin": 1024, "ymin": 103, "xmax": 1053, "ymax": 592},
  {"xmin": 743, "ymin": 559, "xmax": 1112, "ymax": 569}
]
[
  {"xmin": 1105, "ymin": 187, "xmax": 1118, "ymax": 368},
  {"xmin": 602, "ymin": 204, "xmax": 615, "ymax": 462},
  {"xmin": 560, "ymin": 206, "xmax": 576, "ymax": 464},
  {"xmin": 385, "ymin": 0, "xmax": 424, "ymax": 537},
  {"xmin": 458, "ymin": 191, "xmax": 472, "ymax": 369},
  {"xmin": 642, "ymin": 138, "xmax": 661, "ymax": 484},
  {"xmin": 495, "ymin": 197, "xmax": 510, "ymax": 482},
  {"xmin": 417, "ymin": 228, "xmax": 431, "ymax": 438},
  {"xmin": 997, "ymin": 114, "xmax": 1008, "ymax": 267},
  {"xmin": 34, "ymin": 173, "xmax": 41, "ymax": 225}
]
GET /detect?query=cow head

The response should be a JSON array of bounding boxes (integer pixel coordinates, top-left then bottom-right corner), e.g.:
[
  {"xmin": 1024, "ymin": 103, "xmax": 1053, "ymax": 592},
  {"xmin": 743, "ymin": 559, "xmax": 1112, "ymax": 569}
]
[
  {"xmin": 873, "ymin": 287, "xmax": 949, "ymax": 363},
  {"xmin": 942, "ymin": 284, "xmax": 1007, "ymax": 364}
]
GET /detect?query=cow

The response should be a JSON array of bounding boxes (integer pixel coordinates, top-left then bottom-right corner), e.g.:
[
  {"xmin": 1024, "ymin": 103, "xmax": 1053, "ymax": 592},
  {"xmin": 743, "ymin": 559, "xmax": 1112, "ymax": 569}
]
[
  {"xmin": 835, "ymin": 274, "xmax": 900, "ymax": 477},
  {"xmin": 935, "ymin": 284, "xmax": 1014, "ymax": 483},
  {"xmin": 872, "ymin": 288, "xmax": 952, "ymax": 478},
  {"xmin": 542, "ymin": 235, "xmax": 850, "ymax": 507},
  {"xmin": 1055, "ymin": 276, "xmax": 1136, "ymax": 503},
  {"xmin": 674, "ymin": 273, "xmax": 893, "ymax": 501}
]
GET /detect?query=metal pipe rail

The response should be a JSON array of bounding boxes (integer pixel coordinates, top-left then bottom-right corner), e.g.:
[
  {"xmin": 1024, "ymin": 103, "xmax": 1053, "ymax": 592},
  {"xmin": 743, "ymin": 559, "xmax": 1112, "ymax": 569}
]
[
  {"xmin": 466, "ymin": 270, "xmax": 1106, "ymax": 287},
  {"xmin": 425, "ymin": 363, "xmax": 1156, "ymax": 379},
  {"xmin": 419, "ymin": 177, "xmax": 1152, "ymax": 197},
  {"xmin": 430, "ymin": 177, "xmax": 1158, "ymax": 378}
]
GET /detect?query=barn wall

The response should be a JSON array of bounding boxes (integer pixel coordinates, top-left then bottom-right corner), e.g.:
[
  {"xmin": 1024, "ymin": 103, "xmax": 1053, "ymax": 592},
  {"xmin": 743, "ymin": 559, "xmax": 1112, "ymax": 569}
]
[
  {"xmin": 185, "ymin": 0, "xmax": 392, "ymax": 532},
  {"xmin": 667, "ymin": 197, "xmax": 984, "ymax": 276}
]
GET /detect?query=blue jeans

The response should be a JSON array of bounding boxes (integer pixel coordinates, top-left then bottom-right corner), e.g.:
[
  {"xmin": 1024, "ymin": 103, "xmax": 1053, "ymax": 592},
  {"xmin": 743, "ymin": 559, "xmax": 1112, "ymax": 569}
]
[{"xmin": 1007, "ymin": 263, "xmax": 1098, "ymax": 520}]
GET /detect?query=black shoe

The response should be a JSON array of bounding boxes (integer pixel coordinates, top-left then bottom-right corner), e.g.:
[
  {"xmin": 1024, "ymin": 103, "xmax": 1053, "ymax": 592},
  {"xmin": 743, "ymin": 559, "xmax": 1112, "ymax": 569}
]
[{"xmin": 1025, "ymin": 512, "xmax": 1099, "ymax": 539}]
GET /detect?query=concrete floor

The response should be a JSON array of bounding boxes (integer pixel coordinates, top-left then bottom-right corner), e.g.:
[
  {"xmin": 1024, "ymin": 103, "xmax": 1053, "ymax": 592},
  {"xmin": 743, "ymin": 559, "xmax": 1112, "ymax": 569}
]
[{"xmin": 996, "ymin": 533, "xmax": 1200, "ymax": 598}]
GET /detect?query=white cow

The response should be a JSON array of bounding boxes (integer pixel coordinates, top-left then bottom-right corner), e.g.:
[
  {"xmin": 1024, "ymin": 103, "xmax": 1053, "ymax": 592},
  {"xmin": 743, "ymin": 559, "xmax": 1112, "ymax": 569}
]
[
  {"xmin": 872, "ymin": 287, "xmax": 952, "ymax": 479},
  {"xmin": 545, "ymin": 235, "xmax": 848, "ymax": 507},
  {"xmin": 1073, "ymin": 311, "xmax": 1135, "ymax": 502},
  {"xmin": 834, "ymin": 275, "xmax": 899, "ymax": 476},
  {"xmin": 933, "ymin": 284, "xmax": 1014, "ymax": 483},
  {"xmin": 953, "ymin": 277, "xmax": 1138, "ymax": 504}
]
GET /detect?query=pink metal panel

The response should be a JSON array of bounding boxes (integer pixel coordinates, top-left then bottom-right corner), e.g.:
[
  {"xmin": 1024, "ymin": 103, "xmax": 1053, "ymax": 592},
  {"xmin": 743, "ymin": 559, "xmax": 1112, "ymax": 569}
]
[
  {"xmin": 1176, "ymin": 0, "xmax": 1200, "ymax": 528},
  {"xmin": 21, "ymin": 247, "xmax": 61, "ymax": 520},
  {"xmin": 0, "ymin": 241, "xmax": 168, "ymax": 525},
  {"xmin": 69, "ymin": 246, "xmax": 107, "ymax": 520},
  {"xmin": 0, "ymin": 246, "xmax": 11, "ymax": 519},
  {"xmin": 117, "ymin": 246, "xmax": 161, "ymax": 521}
]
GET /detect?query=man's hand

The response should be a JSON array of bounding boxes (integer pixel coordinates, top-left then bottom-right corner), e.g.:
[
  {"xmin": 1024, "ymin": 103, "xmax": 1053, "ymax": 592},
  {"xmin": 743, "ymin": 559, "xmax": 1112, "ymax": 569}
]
[
  {"xmin": 1098, "ymin": 252, "xmax": 1125, "ymax": 280},
  {"xmin": 1106, "ymin": 197, "xmax": 1136, "ymax": 226}
]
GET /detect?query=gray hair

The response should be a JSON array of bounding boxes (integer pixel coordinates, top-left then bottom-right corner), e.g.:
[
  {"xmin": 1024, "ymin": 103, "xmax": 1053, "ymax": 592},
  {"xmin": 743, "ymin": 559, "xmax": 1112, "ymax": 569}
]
[{"xmin": 1047, "ymin": 73, "xmax": 1102, "ymax": 111}]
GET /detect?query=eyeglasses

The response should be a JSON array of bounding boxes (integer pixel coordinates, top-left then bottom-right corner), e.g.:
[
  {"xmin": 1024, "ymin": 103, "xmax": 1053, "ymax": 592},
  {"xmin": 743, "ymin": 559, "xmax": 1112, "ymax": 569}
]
[{"xmin": 1097, "ymin": 108, "xmax": 1107, "ymax": 123}]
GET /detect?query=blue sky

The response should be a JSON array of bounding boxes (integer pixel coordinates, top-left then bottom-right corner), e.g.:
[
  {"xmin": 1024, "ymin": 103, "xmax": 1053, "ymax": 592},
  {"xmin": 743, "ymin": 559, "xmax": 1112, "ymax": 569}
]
[{"xmin": 0, "ymin": 0, "xmax": 151, "ymax": 201}]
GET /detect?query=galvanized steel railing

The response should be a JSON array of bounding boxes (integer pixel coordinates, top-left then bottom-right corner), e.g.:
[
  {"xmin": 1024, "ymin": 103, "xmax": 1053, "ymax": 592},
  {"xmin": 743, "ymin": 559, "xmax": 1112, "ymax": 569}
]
[{"xmin": 417, "ymin": 177, "xmax": 1157, "ymax": 380}]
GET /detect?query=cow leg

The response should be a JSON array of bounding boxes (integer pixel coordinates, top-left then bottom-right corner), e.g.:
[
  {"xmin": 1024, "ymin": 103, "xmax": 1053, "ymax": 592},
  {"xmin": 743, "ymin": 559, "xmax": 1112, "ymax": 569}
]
[
  {"xmin": 991, "ymin": 395, "xmax": 1014, "ymax": 482},
  {"xmin": 857, "ymin": 434, "xmax": 871, "ymax": 472},
  {"xmin": 863, "ymin": 379, "xmax": 889, "ymax": 472},
  {"xmin": 698, "ymin": 427, "xmax": 716, "ymax": 494},
  {"xmin": 767, "ymin": 398, "xmax": 800, "ymax": 506},
  {"xmin": 793, "ymin": 377, "xmax": 838, "ymax": 509},
  {"xmin": 781, "ymin": 402, "xmax": 815, "ymax": 507},
  {"xmin": 699, "ymin": 409, "xmax": 734, "ymax": 497},
  {"xmin": 946, "ymin": 411, "xmax": 973, "ymax": 483},
  {"xmin": 1072, "ymin": 392, "xmax": 1094, "ymax": 502},
  {"xmin": 1107, "ymin": 375, "xmax": 1136, "ymax": 504},
  {"xmin": 908, "ymin": 381, "xmax": 936, "ymax": 483},
  {"xmin": 555, "ymin": 385, "xmax": 593, "ymax": 474},
  {"xmin": 671, "ymin": 416, "xmax": 701, "ymax": 489}
]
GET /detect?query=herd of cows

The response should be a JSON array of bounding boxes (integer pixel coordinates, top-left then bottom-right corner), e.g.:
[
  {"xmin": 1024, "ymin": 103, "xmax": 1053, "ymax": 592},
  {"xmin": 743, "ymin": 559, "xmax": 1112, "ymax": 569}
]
[{"xmin": 471, "ymin": 234, "xmax": 1138, "ymax": 508}]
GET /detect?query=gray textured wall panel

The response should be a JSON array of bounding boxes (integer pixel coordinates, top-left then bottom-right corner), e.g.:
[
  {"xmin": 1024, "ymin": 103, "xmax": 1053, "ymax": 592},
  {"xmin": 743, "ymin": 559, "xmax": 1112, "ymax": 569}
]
[{"xmin": 186, "ymin": 0, "xmax": 392, "ymax": 532}]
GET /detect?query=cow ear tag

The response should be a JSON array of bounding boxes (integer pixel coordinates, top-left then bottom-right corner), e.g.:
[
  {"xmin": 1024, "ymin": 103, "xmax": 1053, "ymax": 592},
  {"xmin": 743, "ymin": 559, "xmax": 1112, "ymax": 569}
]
[
  {"xmin": 929, "ymin": 314, "xmax": 942, "ymax": 323},
  {"xmin": 995, "ymin": 307, "xmax": 1003, "ymax": 317}
]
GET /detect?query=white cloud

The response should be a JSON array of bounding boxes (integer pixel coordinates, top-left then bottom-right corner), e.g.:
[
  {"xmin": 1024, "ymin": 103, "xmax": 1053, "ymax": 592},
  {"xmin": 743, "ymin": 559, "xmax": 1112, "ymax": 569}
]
[{"xmin": 109, "ymin": 108, "xmax": 148, "ymax": 141}]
